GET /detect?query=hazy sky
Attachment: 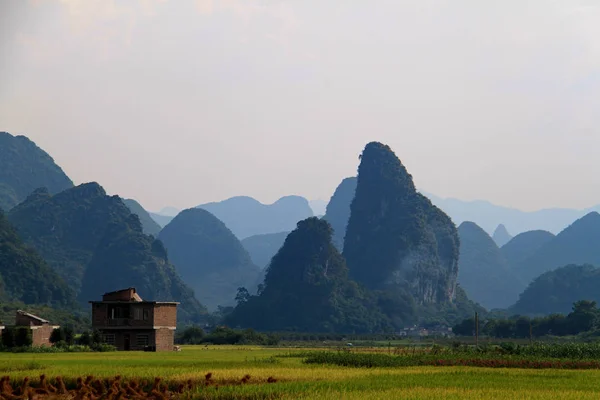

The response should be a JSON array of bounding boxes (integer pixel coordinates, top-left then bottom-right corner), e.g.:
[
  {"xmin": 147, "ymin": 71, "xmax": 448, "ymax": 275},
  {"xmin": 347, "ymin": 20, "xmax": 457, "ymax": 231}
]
[{"xmin": 1, "ymin": 0, "xmax": 600, "ymax": 212}]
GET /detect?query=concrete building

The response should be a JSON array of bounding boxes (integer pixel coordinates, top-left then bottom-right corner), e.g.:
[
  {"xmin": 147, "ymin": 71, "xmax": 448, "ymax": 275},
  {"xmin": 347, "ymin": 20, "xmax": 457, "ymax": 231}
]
[{"xmin": 90, "ymin": 287, "xmax": 178, "ymax": 351}]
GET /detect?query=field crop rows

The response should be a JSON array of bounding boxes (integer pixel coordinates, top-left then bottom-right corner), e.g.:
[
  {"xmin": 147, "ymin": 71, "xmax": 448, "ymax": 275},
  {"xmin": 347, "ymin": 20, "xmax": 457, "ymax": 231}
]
[{"xmin": 2, "ymin": 346, "xmax": 600, "ymax": 399}]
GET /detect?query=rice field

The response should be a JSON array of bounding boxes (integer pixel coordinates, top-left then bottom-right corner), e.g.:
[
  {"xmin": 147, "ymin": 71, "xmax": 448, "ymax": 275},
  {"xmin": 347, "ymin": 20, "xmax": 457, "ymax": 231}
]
[{"xmin": 2, "ymin": 346, "xmax": 600, "ymax": 399}]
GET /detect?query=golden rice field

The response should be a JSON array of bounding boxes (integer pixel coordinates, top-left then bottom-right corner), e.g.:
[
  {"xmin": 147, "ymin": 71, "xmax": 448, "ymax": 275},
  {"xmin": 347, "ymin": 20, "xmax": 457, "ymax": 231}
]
[{"xmin": 2, "ymin": 346, "xmax": 600, "ymax": 399}]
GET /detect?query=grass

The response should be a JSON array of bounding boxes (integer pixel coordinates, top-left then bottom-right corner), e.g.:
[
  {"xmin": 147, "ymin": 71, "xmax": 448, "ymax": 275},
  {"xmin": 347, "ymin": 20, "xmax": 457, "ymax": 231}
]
[{"xmin": 2, "ymin": 345, "xmax": 600, "ymax": 399}]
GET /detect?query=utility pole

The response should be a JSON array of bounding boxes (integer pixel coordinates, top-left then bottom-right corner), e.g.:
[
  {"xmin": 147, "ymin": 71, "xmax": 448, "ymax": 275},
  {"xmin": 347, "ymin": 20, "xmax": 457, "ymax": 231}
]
[{"xmin": 475, "ymin": 312, "xmax": 479, "ymax": 348}]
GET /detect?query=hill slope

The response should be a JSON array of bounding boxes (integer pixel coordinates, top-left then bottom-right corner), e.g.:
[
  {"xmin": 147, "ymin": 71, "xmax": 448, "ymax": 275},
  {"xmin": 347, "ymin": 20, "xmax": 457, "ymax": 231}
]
[
  {"xmin": 241, "ymin": 231, "xmax": 289, "ymax": 269},
  {"xmin": 0, "ymin": 132, "xmax": 73, "ymax": 211},
  {"xmin": 124, "ymin": 199, "xmax": 162, "ymax": 236},
  {"xmin": 500, "ymin": 230, "xmax": 555, "ymax": 267},
  {"xmin": 457, "ymin": 222, "xmax": 523, "ymax": 310},
  {"xmin": 514, "ymin": 212, "xmax": 600, "ymax": 284},
  {"xmin": 323, "ymin": 177, "xmax": 357, "ymax": 251},
  {"xmin": 225, "ymin": 217, "xmax": 390, "ymax": 332},
  {"xmin": 197, "ymin": 196, "xmax": 313, "ymax": 239},
  {"xmin": 343, "ymin": 142, "xmax": 459, "ymax": 305},
  {"xmin": 7, "ymin": 183, "xmax": 205, "ymax": 322},
  {"xmin": 158, "ymin": 208, "xmax": 261, "ymax": 310},
  {"xmin": 510, "ymin": 264, "xmax": 600, "ymax": 315},
  {"xmin": 0, "ymin": 211, "xmax": 75, "ymax": 307}
]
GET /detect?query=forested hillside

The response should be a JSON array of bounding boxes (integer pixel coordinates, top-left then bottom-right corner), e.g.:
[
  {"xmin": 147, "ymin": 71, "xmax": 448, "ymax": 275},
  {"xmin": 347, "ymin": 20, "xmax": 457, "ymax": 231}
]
[
  {"xmin": 0, "ymin": 132, "xmax": 73, "ymax": 210},
  {"xmin": 159, "ymin": 208, "xmax": 261, "ymax": 310},
  {"xmin": 510, "ymin": 264, "xmax": 600, "ymax": 315},
  {"xmin": 7, "ymin": 183, "xmax": 206, "ymax": 323},
  {"xmin": 123, "ymin": 199, "xmax": 162, "ymax": 236},
  {"xmin": 225, "ymin": 217, "xmax": 391, "ymax": 332},
  {"xmin": 0, "ymin": 211, "xmax": 75, "ymax": 307}
]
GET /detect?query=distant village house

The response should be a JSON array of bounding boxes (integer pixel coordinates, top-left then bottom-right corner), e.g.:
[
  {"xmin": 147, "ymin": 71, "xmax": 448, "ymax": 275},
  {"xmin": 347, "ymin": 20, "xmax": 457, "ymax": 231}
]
[
  {"xmin": 15, "ymin": 310, "xmax": 60, "ymax": 347},
  {"xmin": 90, "ymin": 287, "xmax": 178, "ymax": 351}
]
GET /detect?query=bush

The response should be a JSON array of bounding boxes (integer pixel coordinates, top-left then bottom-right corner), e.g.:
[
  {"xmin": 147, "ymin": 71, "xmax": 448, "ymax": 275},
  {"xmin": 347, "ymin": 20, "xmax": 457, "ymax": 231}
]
[{"xmin": 14, "ymin": 327, "xmax": 32, "ymax": 347}]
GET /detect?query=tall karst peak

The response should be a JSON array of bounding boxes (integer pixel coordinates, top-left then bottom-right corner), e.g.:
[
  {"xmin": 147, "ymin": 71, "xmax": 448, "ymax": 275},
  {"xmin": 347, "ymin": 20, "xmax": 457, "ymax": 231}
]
[
  {"xmin": 343, "ymin": 142, "xmax": 459, "ymax": 305},
  {"xmin": 492, "ymin": 224, "xmax": 512, "ymax": 247}
]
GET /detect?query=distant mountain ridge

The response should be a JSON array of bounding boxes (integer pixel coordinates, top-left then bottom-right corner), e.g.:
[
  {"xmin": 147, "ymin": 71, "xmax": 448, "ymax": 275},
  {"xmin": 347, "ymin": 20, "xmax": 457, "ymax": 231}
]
[
  {"xmin": 0, "ymin": 132, "xmax": 73, "ymax": 211},
  {"xmin": 197, "ymin": 195, "xmax": 313, "ymax": 239},
  {"xmin": 511, "ymin": 212, "xmax": 600, "ymax": 284},
  {"xmin": 424, "ymin": 192, "xmax": 600, "ymax": 236},
  {"xmin": 457, "ymin": 221, "xmax": 523, "ymax": 309}
]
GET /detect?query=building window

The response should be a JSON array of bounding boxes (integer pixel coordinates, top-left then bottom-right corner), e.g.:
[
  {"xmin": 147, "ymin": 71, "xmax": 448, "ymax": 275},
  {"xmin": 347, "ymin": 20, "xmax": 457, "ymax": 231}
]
[
  {"xmin": 134, "ymin": 308, "xmax": 142, "ymax": 320},
  {"xmin": 103, "ymin": 334, "xmax": 116, "ymax": 345},
  {"xmin": 143, "ymin": 309, "xmax": 149, "ymax": 321},
  {"xmin": 137, "ymin": 334, "xmax": 149, "ymax": 346}
]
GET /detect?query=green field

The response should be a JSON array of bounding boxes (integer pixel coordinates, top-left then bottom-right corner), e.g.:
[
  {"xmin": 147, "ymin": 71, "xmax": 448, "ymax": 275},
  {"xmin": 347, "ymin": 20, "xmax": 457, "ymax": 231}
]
[{"xmin": 2, "ymin": 346, "xmax": 600, "ymax": 399}]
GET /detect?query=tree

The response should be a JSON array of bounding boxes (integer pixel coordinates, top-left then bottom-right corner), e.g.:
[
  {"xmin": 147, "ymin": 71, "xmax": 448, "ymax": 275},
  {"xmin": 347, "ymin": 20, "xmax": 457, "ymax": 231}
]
[
  {"xmin": 15, "ymin": 327, "xmax": 32, "ymax": 347},
  {"xmin": 235, "ymin": 287, "xmax": 251, "ymax": 305},
  {"xmin": 1, "ymin": 327, "xmax": 15, "ymax": 348},
  {"xmin": 567, "ymin": 300, "xmax": 599, "ymax": 334},
  {"xmin": 50, "ymin": 328, "xmax": 66, "ymax": 344}
]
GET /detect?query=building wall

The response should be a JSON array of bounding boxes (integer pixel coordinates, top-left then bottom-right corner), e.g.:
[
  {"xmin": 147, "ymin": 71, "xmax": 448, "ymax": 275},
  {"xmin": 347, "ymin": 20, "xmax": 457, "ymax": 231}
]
[
  {"xmin": 155, "ymin": 328, "xmax": 174, "ymax": 352},
  {"xmin": 31, "ymin": 326, "xmax": 54, "ymax": 347},
  {"xmin": 92, "ymin": 304, "xmax": 155, "ymax": 328},
  {"xmin": 153, "ymin": 304, "xmax": 177, "ymax": 327},
  {"xmin": 100, "ymin": 329, "xmax": 159, "ymax": 351}
]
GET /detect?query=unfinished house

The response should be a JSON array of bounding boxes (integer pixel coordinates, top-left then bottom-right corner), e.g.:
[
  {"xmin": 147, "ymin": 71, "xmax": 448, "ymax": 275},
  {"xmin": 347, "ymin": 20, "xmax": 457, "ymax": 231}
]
[
  {"xmin": 15, "ymin": 310, "xmax": 60, "ymax": 346},
  {"xmin": 90, "ymin": 288, "xmax": 178, "ymax": 351}
]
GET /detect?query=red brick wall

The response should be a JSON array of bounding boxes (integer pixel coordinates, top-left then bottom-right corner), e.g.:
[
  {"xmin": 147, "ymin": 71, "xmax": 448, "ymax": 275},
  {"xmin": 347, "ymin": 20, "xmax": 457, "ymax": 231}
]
[
  {"xmin": 155, "ymin": 328, "xmax": 174, "ymax": 352},
  {"xmin": 153, "ymin": 304, "xmax": 177, "ymax": 327},
  {"xmin": 31, "ymin": 326, "xmax": 54, "ymax": 347}
]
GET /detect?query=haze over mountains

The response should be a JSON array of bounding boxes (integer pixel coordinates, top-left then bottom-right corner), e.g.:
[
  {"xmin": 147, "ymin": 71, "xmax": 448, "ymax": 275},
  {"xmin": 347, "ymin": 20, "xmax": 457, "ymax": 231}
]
[
  {"xmin": 3, "ymin": 131, "xmax": 600, "ymax": 330},
  {"xmin": 424, "ymin": 192, "xmax": 600, "ymax": 236},
  {"xmin": 197, "ymin": 196, "xmax": 314, "ymax": 240}
]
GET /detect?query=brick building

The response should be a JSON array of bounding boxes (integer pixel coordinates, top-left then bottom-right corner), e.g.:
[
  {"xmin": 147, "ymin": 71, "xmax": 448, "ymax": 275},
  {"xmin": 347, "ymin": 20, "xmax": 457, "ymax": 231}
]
[
  {"xmin": 15, "ymin": 310, "xmax": 60, "ymax": 347},
  {"xmin": 90, "ymin": 288, "xmax": 178, "ymax": 351}
]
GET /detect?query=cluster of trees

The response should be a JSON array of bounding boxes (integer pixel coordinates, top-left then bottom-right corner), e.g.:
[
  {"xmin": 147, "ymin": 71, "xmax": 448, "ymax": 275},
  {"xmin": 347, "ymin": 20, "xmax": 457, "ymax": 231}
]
[
  {"xmin": 0, "ymin": 327, "xmax": 33, "ymax": 348},
  {"xmin": 175, "ymin": 326, "xmax": 279, "ymax": 345},
  {"xmin": 453, "ymin": 300, "xmax": 600, "ymax": 338}
]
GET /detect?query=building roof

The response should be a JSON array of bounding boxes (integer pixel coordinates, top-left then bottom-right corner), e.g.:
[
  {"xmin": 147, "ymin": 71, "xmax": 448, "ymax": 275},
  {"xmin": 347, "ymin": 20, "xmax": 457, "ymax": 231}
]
[
  {"xmin": 102, "ymin": 287, "xmax": 143, "ymax": 301},
  {"xmin": 16, "ymin": 310, "xmax": 50, "ymax": 324},
  {"xmin": 95, "ymin": 287, "xmax": 178, "ymax": 304}
]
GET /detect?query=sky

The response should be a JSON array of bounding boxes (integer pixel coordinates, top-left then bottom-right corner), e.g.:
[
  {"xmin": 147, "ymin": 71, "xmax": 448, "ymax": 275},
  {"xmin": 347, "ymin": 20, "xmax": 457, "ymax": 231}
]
[{"xmin": 1, "ymin": 0, "xmax": 600, "ymax": 212}]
